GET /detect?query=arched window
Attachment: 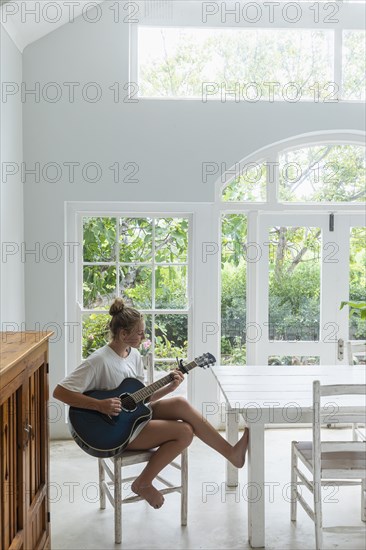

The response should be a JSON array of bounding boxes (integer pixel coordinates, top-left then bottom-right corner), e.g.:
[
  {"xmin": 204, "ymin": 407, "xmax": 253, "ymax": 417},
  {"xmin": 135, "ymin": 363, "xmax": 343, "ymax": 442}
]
[
  {"xmin": 218, "ymin": 132, "xmax": 365, "ymax": 367},
  {"xmin": 220, "ymin": 134, "xmax": 365, "ymax": 204}
]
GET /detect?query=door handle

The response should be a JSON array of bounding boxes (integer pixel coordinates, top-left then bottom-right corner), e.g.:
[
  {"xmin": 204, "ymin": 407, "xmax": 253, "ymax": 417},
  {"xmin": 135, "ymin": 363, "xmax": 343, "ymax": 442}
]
[{"xmin": 337, "ymin": 338, "xmax": 344, "ymax": 361}]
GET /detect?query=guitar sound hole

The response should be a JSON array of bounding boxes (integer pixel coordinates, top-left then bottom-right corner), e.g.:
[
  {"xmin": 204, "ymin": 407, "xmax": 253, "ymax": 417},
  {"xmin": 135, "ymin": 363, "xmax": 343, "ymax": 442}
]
[{"xmin": 120, "ymin": 394, "xmax": 137, "ymax": 412}]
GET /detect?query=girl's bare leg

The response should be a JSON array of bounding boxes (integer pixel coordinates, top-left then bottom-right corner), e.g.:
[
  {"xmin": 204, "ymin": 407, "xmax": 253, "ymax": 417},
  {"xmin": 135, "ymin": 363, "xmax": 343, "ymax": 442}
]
[
  {"xmin": 151, "ymin": 397, "xmax": 249, "ymax": 468},
  {"xmin": 125, "ymin": 419, "xmax": 193, "ymax": 508}
]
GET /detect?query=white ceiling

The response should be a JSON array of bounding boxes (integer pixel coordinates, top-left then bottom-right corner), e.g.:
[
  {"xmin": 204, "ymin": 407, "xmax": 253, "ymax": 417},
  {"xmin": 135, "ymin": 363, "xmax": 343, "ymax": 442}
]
[{"xmin": 1, "ymin": 0, "xmax": 104, "ymax": 52}]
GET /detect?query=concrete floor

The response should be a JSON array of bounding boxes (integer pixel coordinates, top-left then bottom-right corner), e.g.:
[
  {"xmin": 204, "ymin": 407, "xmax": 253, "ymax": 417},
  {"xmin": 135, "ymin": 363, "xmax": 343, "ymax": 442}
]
[{"xmin": 50, "ymin": 428, "xmax": 365, "ymax": 550}]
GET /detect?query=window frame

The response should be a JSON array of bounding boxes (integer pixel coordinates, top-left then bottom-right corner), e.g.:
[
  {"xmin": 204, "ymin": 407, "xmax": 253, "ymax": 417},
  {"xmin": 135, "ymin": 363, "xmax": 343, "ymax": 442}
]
[
  {"xmin": 130, "ymin": 1, "xmax": 365, "ymax": 102},
  {"xmin": 217, "ymin": 131, "xmax": 366, "ymax": 367},
  {"xmin": 217, "ymin": 131, "xmax": 366, "ymax": 208},
  {"xmin": 80, "ymin": 214, "xmax": 191, "ymax": 365},
  {"xmin": 64, "ymin": 202, "xmax": 194, "ymax": 382}
]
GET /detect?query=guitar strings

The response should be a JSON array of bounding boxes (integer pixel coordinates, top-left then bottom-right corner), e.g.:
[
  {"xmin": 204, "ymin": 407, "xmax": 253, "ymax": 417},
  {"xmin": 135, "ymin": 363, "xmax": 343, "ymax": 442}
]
[{"xmin": 129, "ymin": 360, "xmax": 198, "ymax": 404}]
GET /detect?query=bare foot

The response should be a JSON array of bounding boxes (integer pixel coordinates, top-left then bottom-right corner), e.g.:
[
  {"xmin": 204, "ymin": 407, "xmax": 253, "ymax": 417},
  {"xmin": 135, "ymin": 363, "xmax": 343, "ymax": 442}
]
[
  {"xmin": 229, "ymin": 428, "xmax": 249, "ymax": 468},
  {"xmin": 131, "ymin": 480, "xmax": 165, "ymax": 509}
]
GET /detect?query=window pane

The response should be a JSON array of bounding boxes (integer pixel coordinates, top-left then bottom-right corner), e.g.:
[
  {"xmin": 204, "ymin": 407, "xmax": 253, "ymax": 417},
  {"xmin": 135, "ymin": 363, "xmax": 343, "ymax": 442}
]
[
  {"xmin": 82, "ymin": 313, "xmax": 109, "ymax": 359},
  {"xmin": 83, "ymin": 217, "xmax": 116, "ymax": 262},
  {"xmin": 268, "ymin": 355, "xmax": 320, "ymax": 365},
  {"xmin": 138, "ymin": 27, "xmax": 333, "ymax": 100},
  {"xmin": 119, "ymin": 218, "xmax": 153, "ymax": 263},
  {"xmin": 140, "ymin": 314, "xmax": 153, "ymax": 357},
  {"xmin": 81, "ymin": 216, "xmax": 189, "ymax": 368},
  {"xmin": 222, "ymin": 163, "xmax": 266, "ymax": 202},
  {"xmin": 83, "ymin": 266, "xmax": 116, "ymax": 309},
  {"xmin": 221, "ymin": 214, "xmax": 247, "ymax": 364},
  {"xmin": 349, "ymin": 227, "xmax": 366, "ymax": 340},
  {"xmin": 155, "ymin": 266, "xmax": 188, "ymax": 309},
  {"xmin": 268, "ymin": 227, "xmax": 321, "ymax": 341},
  {"xmin": 342, "ymin": 30, "xmax": 366, "ymax": 101},
  {"xmin": 154, "ymin": 314, "xmax": 188, "ymax": 360},
  {"xmin": 155, "ymin": 218, "xmax": 188, "ymax": 263},
  {"xmin": 120, "ymin": 266, "xmax": 152, "ymax": 309},
  {"xmin": 279, "ymin": 145, "xmax": 366, "ymax": 203}
]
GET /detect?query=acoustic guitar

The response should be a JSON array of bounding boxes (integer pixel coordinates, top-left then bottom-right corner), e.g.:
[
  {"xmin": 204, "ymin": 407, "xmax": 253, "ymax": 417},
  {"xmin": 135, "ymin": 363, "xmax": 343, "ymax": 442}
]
[{"xmin": 69, "ymin": 352, "xmax": 216, "ymax": 458}]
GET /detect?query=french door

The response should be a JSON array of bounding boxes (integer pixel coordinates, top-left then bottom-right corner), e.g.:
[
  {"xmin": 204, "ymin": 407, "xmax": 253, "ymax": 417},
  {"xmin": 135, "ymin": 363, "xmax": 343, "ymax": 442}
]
[{"xmin": 254, "ymin": 212, "xmax": 365, "ymax": 365}]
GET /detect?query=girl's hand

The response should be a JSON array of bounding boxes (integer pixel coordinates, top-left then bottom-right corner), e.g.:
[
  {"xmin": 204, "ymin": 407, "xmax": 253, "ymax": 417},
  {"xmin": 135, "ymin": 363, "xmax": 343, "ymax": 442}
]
[
  {"xmin": 98, "ymin": 397, "xmax": 122, "ymax": 416},
  {"xmin": 167, "ymin": 369, "xmax": 184, "ymax": 392}
]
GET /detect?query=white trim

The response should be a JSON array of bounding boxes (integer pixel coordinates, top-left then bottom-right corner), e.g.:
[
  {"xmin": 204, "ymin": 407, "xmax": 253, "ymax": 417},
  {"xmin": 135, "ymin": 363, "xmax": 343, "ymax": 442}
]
[
  {"xmin": 217, "ymin": 131, "xmax": 365, "ymax": 370},
  {"xmin": 129, "ymin": 22, "xmax": 138, "ymax": 90},
  {"xmin": 76, "ymin": 212, "xmax": 192, "ymax": 362},
  {"xmin": 219, "ymin": 202, "xmax": 366, "ymax": 212},
  {"xmin": 65, "ymin": 201, "xmax": 221, "ymax": 420},
  {"xmin": 246, "ymin": 211, "xmax": 259, "ymax": 365},
  {"xmin": 216, "ymin": 130, "xmax": 365, "ymax": 199},
  {"xmin": 334, "ymin": 28, "xmax": 343, "ymax": 100},
  {"xmin": 134, "ymin": 5, "xmax": 365, "ymax": 100},
  {"xmin": 134, "ymin": 1, "xmax": 365, "ymax": 29}
]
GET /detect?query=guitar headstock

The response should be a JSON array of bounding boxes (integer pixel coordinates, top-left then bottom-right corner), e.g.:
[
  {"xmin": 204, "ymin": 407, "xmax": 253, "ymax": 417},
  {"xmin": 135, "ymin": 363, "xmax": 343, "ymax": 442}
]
[{"xmin": 195, "ymin": 352, "xmax": 216, "ymax": 369}]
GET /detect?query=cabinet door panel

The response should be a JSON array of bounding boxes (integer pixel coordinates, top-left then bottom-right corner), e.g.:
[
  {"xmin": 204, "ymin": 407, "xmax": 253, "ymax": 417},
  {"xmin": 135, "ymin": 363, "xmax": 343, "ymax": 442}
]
[
  {"xmin": 1, "ymin": 385, "xmax": 24, "ymax": 550},
  {"xmin": 1, "ymin": 333, "xmax": 51, "ymax": 550},
  {"xmin": 25, "ymin": 361, "xmax": 48, "ymax": 550}
]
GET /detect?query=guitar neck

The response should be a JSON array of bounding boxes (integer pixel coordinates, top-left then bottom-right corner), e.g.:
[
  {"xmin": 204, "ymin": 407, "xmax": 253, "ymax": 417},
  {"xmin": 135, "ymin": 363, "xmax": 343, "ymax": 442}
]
[{"xmin": 130, "ymin": 360, "xmax": 198, "ymax": 403}]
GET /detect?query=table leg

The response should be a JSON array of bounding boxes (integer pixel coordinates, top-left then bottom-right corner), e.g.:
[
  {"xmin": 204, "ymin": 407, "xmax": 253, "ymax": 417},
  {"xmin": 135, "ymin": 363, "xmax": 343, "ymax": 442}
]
[
  {"xmin": 226, "ymin": 408, "xmax": 239, "ymax": 486},
  {"xmin": 247, "ymin": 423, "xmax": 265, "ymax": 548}
]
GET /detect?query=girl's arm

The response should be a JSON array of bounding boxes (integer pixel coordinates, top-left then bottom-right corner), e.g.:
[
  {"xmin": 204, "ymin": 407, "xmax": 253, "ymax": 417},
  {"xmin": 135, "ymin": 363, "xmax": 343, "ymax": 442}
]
[
  {"xmin": 53, "ymin": 385, "xmax": 122, "ymax": 416},
  {"xmin": 148, "ymin": 369, "xmax": 184, "ymax": 403}
]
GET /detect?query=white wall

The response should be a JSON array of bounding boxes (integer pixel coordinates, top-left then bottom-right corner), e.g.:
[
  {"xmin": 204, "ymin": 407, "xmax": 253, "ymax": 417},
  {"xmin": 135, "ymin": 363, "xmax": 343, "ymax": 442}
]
[
  {"xmin": 0, "ymin": 26, "xmax": 25, "ymax": 328},
  {"xmin": 20, "ymin": 4, "xmax": 365, "ymax": 438}
]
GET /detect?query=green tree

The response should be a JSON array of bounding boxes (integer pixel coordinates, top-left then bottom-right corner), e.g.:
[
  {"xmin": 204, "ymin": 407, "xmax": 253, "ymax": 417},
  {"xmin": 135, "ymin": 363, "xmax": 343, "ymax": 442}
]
[{"xmin": 82, "ymin": 217, "xmax": 189, "ymax": 362}]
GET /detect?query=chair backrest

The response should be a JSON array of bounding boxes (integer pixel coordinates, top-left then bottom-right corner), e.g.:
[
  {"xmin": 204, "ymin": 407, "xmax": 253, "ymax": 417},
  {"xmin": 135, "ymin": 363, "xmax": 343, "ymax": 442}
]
[
  {"xmin": 142, "ymin": 352, "xmax": 154, "ymax": 385},
  {"xmin": 312, "ymin": 381, "xmax": 366, "ymax": 462},
  {"xmin": 347, "ymin": 341, "xmax": 366, "ymax": 365},
  {"xmin": 313, "ymin": 382, "xmax": 366, "ymax": 425}
]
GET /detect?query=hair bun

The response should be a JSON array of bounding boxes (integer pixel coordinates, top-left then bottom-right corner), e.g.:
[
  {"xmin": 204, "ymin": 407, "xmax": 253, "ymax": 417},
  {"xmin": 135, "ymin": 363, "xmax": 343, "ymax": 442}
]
[{"xmin": 109, "ymin": 298, "xmax": 125, "ymax": 316}]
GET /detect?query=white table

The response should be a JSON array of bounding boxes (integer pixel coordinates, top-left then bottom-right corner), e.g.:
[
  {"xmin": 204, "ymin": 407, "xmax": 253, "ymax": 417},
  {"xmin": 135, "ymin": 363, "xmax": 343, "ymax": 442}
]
[{"xmin": 211, "ymin": 365, "xmax": 366, "ymax": 548}]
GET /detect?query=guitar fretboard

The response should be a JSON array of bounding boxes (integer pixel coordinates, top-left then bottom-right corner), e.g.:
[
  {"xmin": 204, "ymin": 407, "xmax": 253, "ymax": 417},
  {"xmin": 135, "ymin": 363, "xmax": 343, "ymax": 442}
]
[{"xmin": 130, "ymin": 360, "xmax": 198, "ymax": 403}]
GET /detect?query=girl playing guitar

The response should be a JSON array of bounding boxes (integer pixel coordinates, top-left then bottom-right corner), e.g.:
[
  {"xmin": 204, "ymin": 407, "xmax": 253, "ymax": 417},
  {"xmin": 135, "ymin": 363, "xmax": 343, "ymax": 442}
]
[{"xmin": 53, "ymin": 298, "xmax": 249, "ymax": 509}]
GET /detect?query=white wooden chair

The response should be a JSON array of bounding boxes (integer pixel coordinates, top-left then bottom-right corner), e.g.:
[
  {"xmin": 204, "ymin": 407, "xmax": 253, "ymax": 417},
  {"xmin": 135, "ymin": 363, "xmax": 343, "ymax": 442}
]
[
  {"xmin": 98, "ymin": 353, "xmax": 188, "ymax": 545},
  {"xmin": 347, "ymin": 341, "xmax": 366, "ymax": 442},
  {"xmin": 291, "ymin": 381, "xmax": 366, "ymax": 550}
]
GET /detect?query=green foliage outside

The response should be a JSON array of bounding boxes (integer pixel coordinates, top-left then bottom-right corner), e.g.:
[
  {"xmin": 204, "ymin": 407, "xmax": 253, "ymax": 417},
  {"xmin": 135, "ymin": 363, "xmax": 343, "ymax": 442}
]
[
  {"xmin": 82, "ymin": 313, "xmax": 188, "ymax": 365},
  {"xmin": 139, "ymin": 28, "xmax": 365, "ymax": 101},
  {"xmin": 221, "ymin": 215, "xmax": 365, "ymax": 365},
  {"xmin": 82, "ymin": 216, "xmax": 365, "ymax": 366},
  {"xmin": 278, "ymin": 145, "xmax": 365, "ymax": 203},
  {"xmin": 82, "ymin": 218, "xmax": 189, "ymax": 365}
]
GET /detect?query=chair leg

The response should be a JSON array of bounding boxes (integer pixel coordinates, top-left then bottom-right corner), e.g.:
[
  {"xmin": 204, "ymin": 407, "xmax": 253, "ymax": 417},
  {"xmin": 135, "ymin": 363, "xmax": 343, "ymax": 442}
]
[
  {"xmin": 362, "ymin": 479, "xmax": 366, "ymax": 522},
  {"xmin": 114, "ymin": 457, "xmax": 122, "ymax": 545},
  {"xmin": 313, "ymin": 480, "xmax": 323, "ymax": 550},
  {"xmin": 290, "ymin": 442, "xmax": 297, "ymax": 522},
  {"xmin": 181, "ymin": 448, "xmax": 188, "ymax": 526},
  {"xmin": 98, "ymin": 459, "xmax": 106, "ymax": 510}
]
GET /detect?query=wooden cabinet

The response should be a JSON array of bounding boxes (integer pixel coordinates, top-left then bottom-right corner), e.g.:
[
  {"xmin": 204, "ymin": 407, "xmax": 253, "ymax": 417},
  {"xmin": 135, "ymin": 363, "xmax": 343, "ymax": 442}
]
[{"xmin": 0, "ymin": 331, "xmax": 53, "ymax": 550}]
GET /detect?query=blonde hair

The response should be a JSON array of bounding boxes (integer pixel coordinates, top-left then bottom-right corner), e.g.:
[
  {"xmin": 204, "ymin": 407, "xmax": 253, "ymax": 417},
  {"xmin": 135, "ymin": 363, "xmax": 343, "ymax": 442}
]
[{"xmin": 108, "ymin": 298, "xmax": 143, "ymax": 341}]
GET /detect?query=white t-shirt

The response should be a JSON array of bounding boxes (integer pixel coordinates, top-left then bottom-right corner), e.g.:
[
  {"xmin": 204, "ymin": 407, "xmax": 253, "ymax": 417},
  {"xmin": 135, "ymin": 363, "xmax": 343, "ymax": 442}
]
[{"xmin": 59, "ymin": 344, "xmax": 151, "ymax": 442}]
